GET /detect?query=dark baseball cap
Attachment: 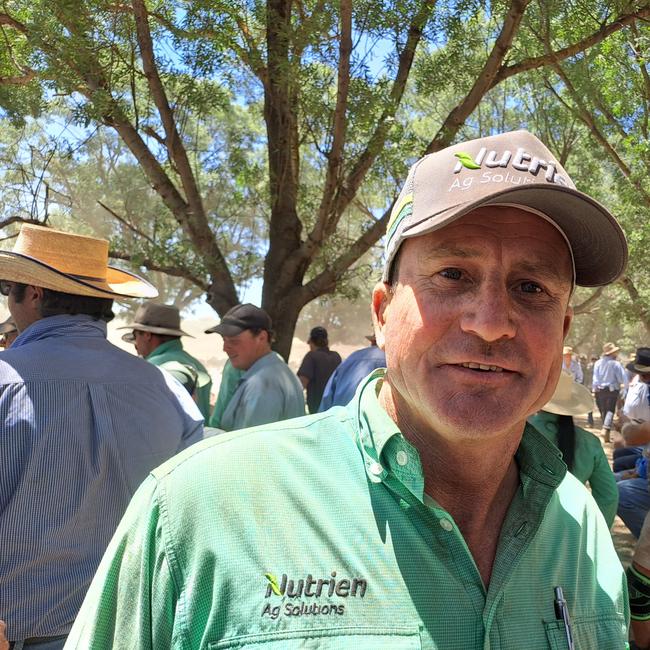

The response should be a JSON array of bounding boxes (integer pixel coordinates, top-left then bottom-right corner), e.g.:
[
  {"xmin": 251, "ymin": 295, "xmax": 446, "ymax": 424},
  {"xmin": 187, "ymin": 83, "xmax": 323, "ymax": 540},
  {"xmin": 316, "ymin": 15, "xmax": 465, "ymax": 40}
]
[
  {"xmin": 383, "ymin": 130, "xmax": 627, "ymax": 287},
  {"xmin": 205, "ymin": 303, "xmax": 272, "ymax": 336}
]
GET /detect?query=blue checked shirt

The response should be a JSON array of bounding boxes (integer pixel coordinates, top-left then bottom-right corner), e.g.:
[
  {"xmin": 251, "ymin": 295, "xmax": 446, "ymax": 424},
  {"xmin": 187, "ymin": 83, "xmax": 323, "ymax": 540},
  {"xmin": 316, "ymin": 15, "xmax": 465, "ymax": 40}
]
[
  {"xmin": 592, "ymin": 355, "xmax": 628, "ymax": 392},
  {"xmin": 0, "ymin": 315, "xmax": 204, "ymax": 641}
]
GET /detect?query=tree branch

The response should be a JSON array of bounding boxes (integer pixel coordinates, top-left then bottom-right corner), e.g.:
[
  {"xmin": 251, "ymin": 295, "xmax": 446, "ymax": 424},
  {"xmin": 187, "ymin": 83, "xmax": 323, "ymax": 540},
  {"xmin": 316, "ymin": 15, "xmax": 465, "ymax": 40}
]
[
  {"xmin": 97, "ymin": 200, "xmax": 156, "ymax": 246},
  {"xmin": 425, "ymin": 0, "xmax": 532, "ymax": 154},
  {"xmin": 0, "ymin": 13, "xmax": 28, "ymax": 33},
  {"xmin": 109, "ymin": 250, "xmax": 210, "ymax": 291},
  {"xmin": 572, "ymin": 287, "xmax": 603, "ymax": 315},
  {"xmin": 493, "ymin": 6, "xmax": 650, "ymax": 86},
  {"xmin": 310, "ymin": 0, "xmax": 352, "ymax": 249}
]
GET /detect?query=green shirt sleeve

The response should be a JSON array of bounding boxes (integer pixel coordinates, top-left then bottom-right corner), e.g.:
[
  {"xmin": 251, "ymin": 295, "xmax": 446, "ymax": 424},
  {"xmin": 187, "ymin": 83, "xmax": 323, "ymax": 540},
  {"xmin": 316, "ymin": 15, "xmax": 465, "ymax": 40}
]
[
  {"xmin": 209, "ymin": 361, "xmax": 243, "ymax": 428},
  {"xmin": 64, "ymin": 476, "xmax": 178, "ymax": 650},
  {"xmin": 587, "ymin": 441, "xmax": 619, "ymax": 529}
]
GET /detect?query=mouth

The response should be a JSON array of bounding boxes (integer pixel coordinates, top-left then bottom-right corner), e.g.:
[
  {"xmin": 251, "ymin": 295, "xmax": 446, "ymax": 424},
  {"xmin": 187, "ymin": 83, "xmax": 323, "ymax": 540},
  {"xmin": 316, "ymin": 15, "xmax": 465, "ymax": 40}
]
[{"xmin": 456, "ymin": 362, "xmax": 505, "ymax": 373}]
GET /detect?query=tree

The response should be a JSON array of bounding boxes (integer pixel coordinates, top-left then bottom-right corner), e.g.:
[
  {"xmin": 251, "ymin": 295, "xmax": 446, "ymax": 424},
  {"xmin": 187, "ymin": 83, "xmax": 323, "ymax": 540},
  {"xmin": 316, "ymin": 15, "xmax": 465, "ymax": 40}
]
[{"xmin": 0, "ymin": 0, "xmax": 647, "ymax": 357}]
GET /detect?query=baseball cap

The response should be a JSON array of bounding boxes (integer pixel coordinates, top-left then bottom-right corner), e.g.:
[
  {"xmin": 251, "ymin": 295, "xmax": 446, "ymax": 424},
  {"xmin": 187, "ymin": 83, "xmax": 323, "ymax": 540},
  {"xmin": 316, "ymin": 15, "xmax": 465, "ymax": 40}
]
[
  {"xmin": 383, "ymin": 130, "xmax": 627, "ymax": 287},
  {"xmin": 205, "ymin": 303, "xmax": 272, "ymax": 336}
]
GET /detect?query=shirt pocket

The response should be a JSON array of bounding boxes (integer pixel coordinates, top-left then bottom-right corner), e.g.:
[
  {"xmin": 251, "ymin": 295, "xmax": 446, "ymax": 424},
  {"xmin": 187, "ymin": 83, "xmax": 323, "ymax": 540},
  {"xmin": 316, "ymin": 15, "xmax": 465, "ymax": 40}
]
[
  {"xmin": 208, "ymin": 626, "xmax": 422, "ymax": 649},
  {"xmin": 544, "ymin": 615, "xmax": 627, "ymax": 649}
]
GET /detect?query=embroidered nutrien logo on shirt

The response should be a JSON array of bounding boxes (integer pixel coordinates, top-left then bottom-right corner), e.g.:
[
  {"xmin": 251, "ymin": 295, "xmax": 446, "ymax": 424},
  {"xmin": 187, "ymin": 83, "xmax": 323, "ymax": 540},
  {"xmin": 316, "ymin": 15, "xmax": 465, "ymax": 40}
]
[{"xmin": 262, "ymin": 571, "xmax": 367, "ymax": 620}]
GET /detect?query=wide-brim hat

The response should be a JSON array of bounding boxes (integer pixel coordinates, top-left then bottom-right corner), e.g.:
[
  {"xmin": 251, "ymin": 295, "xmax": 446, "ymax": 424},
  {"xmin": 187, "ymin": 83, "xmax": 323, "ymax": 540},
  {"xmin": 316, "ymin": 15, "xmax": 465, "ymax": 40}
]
[
  {"xmin": 118, "ymin": 303, "xmax": 191, "ymax": 338},
  {"xmin": 602, "ymin": 342, "xmax": 620, "ymax": 355},
  {"xmin": 542, "ymin": 369, "xmax": 594, "ymax": 416},
  {"xmin": 0, "ymin": 224, "xmax": 157, "ymax": 299},
  {"xmin": 562, "ymin": 346, "xmax": 573, "ymax": 355},
  {"xmin": 627, "ymin": 347, "xmax": 650, "ymax": 374},
  {"xmin": 382, "ymin": 130, "xmax": 627, "ymax": 287}
]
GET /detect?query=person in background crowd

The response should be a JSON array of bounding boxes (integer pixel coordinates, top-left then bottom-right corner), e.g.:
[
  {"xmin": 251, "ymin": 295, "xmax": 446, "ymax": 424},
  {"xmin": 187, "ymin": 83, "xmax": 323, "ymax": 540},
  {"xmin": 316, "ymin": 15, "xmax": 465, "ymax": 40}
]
[
  {"xmin": 204, "ymin": 303, "xmax": 304, "ymax": 431},
  {"xmin": 297, "ymin": 326, "xmax": 341, "ymax": 413},
  {"xmin": 626, "ymin": 510, "xmax": 650, "ymax": 649},
  {"xmin": 613, "ymin": 348, "xmax": 650, "ymax": 474},
  {"xmin": 593, "ymin": 341, "xmax": 628, "ymax": 424},
  {"xmin": 120, "ymin": 303, "xmax": 212, "ymax": 420},
  {"xmin": 0, "ymin": 317, "xmax": 17, "ymax": 349},
  {"xmin": 584, "ymin": 354, "xmax": 597, "ymax": 426},
  {"xmin": 528, "ymin": 369, "xmax": 618, "ymax": 527},
  {"xmin": 0, "ymin": 224, "xmax": 204, "ymax": 649},
  {"xmin": 319, "ymin": 333, "xmax": 386, "ymax": 410},
  {"xmin": 562, "ymin": 345, "xmax": 583, "ymax": 383},
  {"xmin": 65, "ymin": 130, "xmax": 628, "ymax": 649}
]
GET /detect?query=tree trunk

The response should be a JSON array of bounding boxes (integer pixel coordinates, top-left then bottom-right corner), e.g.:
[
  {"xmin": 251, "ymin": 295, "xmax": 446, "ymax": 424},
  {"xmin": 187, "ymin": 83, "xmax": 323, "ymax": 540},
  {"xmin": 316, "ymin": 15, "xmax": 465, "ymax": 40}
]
[
  {"xmin": 266, "ymin": 291, "xmax": 305, "ymax": 361},
  {"xmin": 619, "ymin": 276, "xmax": 650, "ymax": 335}
]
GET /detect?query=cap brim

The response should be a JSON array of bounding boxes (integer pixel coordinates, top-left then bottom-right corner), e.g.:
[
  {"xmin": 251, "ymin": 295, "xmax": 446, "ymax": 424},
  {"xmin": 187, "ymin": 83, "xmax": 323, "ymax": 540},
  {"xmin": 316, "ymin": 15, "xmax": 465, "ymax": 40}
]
[
  {"xmin": 0, "ymin": 252, "xmax": 158, "ymax": 299},
  {"xmin": 204, "ymin": 322, "xmax": 246, "ymax": 336},
  {"xmin": 384, "ymin": 184, "xmax": 627, "ymax": 287}
]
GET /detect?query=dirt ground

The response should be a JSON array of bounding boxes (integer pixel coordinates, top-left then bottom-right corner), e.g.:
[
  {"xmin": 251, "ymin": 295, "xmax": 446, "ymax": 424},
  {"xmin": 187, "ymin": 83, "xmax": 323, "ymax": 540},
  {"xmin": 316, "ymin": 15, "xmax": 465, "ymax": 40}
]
[{"xmin": 573, "ymin": 416, "xmax": 636, "ymax": 567}]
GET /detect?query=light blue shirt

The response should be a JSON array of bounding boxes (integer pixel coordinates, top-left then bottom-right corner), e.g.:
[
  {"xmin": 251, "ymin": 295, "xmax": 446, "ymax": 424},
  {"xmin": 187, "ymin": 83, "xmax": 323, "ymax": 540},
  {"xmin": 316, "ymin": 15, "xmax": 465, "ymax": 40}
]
[
  {"xmin": 0, "ymin": 315, "xmax": 204, "ymax": 641},
  {"xmin": 319, "ymin": 345, "xmax": 386, "ymax": 411},
  {"xmin": 220, "ymin": 351, "xmax": 305, "ymax": 431},
  {"xmin": 592, "ymin": 355, "xmax": 628, "ymax": 392}
]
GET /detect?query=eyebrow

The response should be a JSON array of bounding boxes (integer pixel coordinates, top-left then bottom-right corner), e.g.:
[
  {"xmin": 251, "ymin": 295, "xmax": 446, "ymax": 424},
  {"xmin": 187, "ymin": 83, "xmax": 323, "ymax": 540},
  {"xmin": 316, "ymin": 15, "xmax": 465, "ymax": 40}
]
[{"xmin": 421, "ymin": 247, "xmax": 572, "ymax": 285}]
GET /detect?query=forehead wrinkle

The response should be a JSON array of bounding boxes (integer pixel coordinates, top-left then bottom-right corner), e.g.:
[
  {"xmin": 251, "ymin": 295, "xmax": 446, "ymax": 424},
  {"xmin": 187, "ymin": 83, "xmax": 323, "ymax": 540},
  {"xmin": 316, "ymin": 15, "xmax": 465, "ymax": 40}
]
[{"xmin": 419, "ymin": 244, "xmax": 484, "ymax": 263}]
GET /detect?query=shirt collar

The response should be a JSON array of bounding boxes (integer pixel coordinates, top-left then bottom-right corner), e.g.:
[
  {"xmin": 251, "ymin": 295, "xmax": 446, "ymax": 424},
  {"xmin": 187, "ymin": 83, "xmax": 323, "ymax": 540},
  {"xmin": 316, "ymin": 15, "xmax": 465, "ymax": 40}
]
[
  {"xmin": 11, "ymin": 314, "xmax": 107, "ymax": 348},
  {"xmin": 146, "ymin": 338, "xmax": 183, "ymax": 360},
  {"xmin": 243, "ymin": 351, "xmax": 276, "ymax": 378},
  {"xmin": 351, "ymin": 369, "xmax": 566, "ymax": 501}
]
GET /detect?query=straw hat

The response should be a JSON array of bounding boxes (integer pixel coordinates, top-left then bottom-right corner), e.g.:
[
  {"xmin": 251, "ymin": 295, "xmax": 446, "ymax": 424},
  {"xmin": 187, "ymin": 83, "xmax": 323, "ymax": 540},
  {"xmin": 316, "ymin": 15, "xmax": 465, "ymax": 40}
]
[
  {"xmin": 602, "ymin": 342, "xmax": 620, "ymax": 355},
  {"xmin": 0, "ymin": 224, "xmax": 157, "ymax": 299},
  {"xmin": 627, "ymin": 348, "xmax": 650, "ymax": 374},
  {"xmin": 562, "ymin": 346, "xmax": 573, "ymax": 355},
  {"xmin": 118, "ymin": 303, "xmax": 191, "ymax": 338},
  {"xmin": 542, "ymin": 370, "xmax": 594, "ymax": 416}
]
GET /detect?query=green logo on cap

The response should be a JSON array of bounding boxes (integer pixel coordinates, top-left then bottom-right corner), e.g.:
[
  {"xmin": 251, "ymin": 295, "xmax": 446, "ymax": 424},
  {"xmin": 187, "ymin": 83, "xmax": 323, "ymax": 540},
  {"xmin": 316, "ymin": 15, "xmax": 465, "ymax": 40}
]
[{"xmin": 454, "ymin": 152, "xmax": 481, "ymax": 169}]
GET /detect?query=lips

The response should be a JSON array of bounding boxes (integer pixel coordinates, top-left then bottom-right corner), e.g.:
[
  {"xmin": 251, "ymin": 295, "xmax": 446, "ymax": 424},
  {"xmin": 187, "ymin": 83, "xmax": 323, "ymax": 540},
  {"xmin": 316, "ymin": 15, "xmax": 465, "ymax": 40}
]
[{"xmin": 458, "ymin": 362, "xmax": 504, "ymax": 373}]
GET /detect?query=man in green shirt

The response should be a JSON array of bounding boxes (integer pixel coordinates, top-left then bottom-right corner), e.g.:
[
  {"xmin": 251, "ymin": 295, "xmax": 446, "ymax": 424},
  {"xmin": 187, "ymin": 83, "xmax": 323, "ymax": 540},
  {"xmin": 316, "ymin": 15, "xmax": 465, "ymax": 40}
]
[
  {"xmin": 121, "ymin": 303, "xmax": 212, "ymax": 420},
  {"xmin": 66, "ymin": 130, "xmax": 629, "ymax": 649}
]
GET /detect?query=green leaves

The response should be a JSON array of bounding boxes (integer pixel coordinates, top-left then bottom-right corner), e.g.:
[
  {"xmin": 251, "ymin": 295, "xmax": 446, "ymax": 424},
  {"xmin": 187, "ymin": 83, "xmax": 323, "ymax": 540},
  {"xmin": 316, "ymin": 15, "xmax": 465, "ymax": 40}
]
[
  {"xmin": 264, "ymin": 573, "xmax": 282, "ymax": 596},
  {"xmin": 454, "ymin": 152, "xmax": 480, "ymax": 169}
]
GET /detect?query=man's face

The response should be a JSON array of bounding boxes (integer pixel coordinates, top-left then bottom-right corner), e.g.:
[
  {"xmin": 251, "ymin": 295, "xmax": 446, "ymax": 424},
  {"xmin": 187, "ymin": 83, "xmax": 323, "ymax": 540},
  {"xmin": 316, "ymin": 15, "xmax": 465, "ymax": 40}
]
[
  {"xmin": 563, "ymin": 352, "xmax": 572, "ymax": 365},
  {"xmin": 3, "ymin": 282, "xmax": 41, "ymax": 332},
  {"xmin": 133, "ymin": 330, "xmax": 155, "ymax": 357},
  {"xmin": 222, "ymin": 329, "xmax": 269, "ymax": 370},
  {"xmin": 373, "ymin": 206, "xmax": 573, "ymax": 442}
]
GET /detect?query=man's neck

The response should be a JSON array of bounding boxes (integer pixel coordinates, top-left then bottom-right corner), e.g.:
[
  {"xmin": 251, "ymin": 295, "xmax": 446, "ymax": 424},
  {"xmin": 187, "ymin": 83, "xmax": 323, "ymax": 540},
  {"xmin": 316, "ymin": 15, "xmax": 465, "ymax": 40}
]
[{"xmin": 379, "ymin": 382, "xmax": 523, "ymax": 586}]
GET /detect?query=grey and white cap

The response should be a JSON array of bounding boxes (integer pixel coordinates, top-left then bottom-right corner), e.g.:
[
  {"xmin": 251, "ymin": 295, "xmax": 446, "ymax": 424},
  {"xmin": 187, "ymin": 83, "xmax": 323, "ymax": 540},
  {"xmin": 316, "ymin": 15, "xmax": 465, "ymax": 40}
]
[{"xmin": 382, "ymin": 130, "xmax": 627, "ymax": 287}]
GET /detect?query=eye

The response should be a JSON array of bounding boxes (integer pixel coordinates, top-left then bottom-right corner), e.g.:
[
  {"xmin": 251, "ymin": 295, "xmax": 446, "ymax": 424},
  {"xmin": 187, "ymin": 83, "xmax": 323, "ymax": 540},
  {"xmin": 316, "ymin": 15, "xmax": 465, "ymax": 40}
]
[
  {"xmin": 519, "ymin": 281, "xmax": 543, "ymax": 294},
  {"xmin": 439, "ymin": 268, "xmax": 462, "ymax": 280}
]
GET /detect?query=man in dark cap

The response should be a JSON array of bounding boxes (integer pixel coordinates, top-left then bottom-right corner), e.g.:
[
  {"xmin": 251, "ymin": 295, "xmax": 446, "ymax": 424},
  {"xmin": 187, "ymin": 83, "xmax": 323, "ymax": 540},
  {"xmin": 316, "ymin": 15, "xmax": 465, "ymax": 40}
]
[
  {"xmin": 297, "ymin": 326, "xmax": 341, "ymax": 413},
  {"xmin": 204, "ymin": 303, "xmax": 305, "ymax": 431},
  {"xmin": 67, "ymin": 130, "xmax": 628, "ymax": 648}
]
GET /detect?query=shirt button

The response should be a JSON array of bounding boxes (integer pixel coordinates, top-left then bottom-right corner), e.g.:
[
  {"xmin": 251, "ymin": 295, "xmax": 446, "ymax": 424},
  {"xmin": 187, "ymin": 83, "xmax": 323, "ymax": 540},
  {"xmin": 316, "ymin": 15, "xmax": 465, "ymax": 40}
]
[
  {"xmin": 369, "ymin": 462, "xmax": 384, "ymax": 476},
  {"xmin": 396, "ymin": 450, "xmax": 408, "ymax": 466},
  {"xmin": 439, "ymin": 518, "xmax": 453, "ymax": 531}
]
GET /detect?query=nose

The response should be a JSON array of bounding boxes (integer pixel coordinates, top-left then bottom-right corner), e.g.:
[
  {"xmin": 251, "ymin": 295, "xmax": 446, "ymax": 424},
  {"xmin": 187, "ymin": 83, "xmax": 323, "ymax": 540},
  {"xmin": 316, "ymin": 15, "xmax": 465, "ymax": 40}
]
[{"xmin": 459, "ymin": 281, "xmax": 516, "ymax": 343}]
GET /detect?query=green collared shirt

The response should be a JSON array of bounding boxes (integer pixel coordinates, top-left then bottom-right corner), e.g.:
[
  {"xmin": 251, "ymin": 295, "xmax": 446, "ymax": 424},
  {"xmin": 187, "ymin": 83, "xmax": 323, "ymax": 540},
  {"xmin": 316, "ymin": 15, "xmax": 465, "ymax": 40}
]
[
  {"xmin": 146, "ymin": 339, "xmax": 212, "ymax": 421},
  {"xmin": 65, "ymin": 370, "xmax": 628, "ymax": 649}
]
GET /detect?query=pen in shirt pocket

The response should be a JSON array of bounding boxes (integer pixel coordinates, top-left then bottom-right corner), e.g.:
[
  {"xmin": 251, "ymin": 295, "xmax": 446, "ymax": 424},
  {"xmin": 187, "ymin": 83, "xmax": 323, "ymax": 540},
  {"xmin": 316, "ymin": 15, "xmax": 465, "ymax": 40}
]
[{"xmin": 554, "ymin": 586, "xmax": 575, "ymax": 650}]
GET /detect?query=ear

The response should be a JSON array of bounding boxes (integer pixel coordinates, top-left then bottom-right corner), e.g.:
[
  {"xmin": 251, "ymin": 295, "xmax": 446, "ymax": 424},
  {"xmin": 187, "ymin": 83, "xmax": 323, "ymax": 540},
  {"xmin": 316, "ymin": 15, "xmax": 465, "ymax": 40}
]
[
  {"xmin": 562, "ymin": 304, "xmax": 574, "ymax": 340},
  {"xmin": 371, "ymin": 282, "xmax": 391, "ymax": 350}
]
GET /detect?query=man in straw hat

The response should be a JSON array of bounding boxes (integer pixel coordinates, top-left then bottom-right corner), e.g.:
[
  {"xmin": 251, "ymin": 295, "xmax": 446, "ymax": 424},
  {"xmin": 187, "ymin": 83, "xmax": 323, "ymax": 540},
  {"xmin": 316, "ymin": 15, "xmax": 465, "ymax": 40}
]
[
  {"xmin": 0, "ymin": 224, "xmax": 204, "ymax": 648},
  {"xmin": 120, "ymin": 303, "xmax": 212, "ymax": 420},
  {"xmin": 67, "ymin": 130, "xmax": 629, "ymax": 648},
  {"xmin": 592, "ymin": 341, "xmax": 628, "ymax": 424}
]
